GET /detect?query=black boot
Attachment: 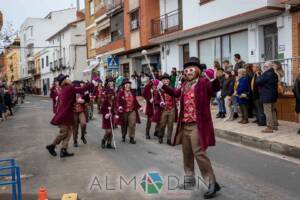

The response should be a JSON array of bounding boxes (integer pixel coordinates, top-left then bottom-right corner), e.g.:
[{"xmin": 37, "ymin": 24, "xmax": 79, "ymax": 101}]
[
  {"xmin": 203, "ymin": 182, "xmax": 221, "ymax": 199},
  {"xmin": 158, "ymin": 137, "xmax": 163, "ymax": 144},
  {"xmin": 220, "ymin": 113, "xmax": 226, "ymax": 119},
  {"xmin": 74, "ymin": 140, "xmax": 78, "ymax": 148},
  {"xmin": 122, "ymin": 135, "xmax": 126, "ymax": 142},
  {"xmin": 106, "ymin": 143, "xmax": 115, "ymax": 149},
  {"xmin": 298, "ymin": 129, "xmax": 300, "ymax": 135},
  {"xmin": 233, "ymin": 112, "xmax": 239, "ymax": 119},
  {"xmin": 154, "ymin": 131, "xmax": 159, "ymax": 137},
  {"xmin": 46, "ymin": 144, "xmax": 57, "ymax": 157},
  {"xmin": 101, "ymin": 139, "xmax": 106, "ymax": 149},
  {"xmin": 216, "ymin": 112, "xmax": 221, "ymax": 118},
  {"xmin": 167, "ymin": 139, "xmax": 172, "ymax": 146},
  {"xmin": 60, "ymin": 148, "xmax": 74, "ymax": 158},
  {"xmin": 129, "ymin": 137, "xmax": 136, "ymax": 144},
  {"xmin": 146, "ymin": 134, "xmax": 151, "ymax": 140},
  {"xmin": 81, "ymin": 135, "xmax": 87, "ymax": 144}
]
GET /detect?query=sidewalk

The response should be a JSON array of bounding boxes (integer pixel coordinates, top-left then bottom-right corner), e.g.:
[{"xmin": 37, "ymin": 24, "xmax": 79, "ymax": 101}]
[
  {"xmin": 137, "ymin": 97, "xmax": 300, "ymax": 159},
  {"xmin": 212, "ymin": 107, "xmax": 300, "ymax": 159}
]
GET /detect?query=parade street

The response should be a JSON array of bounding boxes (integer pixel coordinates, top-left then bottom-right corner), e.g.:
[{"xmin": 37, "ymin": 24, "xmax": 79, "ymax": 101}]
[{"xmin": 0, "ymin": 96, "xmax": 299, "ymax": 200}]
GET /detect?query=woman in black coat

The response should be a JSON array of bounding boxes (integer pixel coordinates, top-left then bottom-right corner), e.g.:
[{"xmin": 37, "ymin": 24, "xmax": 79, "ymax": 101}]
[
  {"xmin": 4, "ymin": 88, "xmax": 13, "ymax": 116},
  {"xmin": 293, "ymin": 74, "xmax": 300, "ymax": 134}
]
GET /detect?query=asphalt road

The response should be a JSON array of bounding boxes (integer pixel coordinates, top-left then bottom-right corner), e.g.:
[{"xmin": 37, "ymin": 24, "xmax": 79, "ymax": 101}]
[{"xmin": 0, "ymin": 96, "xmax": 300, "ymax": 200}]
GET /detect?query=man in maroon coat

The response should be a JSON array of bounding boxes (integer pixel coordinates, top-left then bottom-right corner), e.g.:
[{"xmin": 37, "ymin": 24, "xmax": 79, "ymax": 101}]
[
  {"xmin": 153, "ymin": 57, "xmax": 221, "ymax": 199},
  {"xmin": 116, "ymin": 78, "xmax": 141, "ymax": 144},
  {"xmin": 100, "ymin": 87, "xmax": 117, "ymax": 149},
  {"xmin": 152, "ymin": 73, "xmax": 178, "ymax": 145},
  {"xmin": 46, "ymin": 74, "xmax": 91, "ymax": 158},
  {"xmin": 142, "ymin": 80, "xmax": 160, "ymax": 139}
]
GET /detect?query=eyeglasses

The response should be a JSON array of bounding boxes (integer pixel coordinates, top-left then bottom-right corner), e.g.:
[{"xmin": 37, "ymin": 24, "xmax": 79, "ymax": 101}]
[{"xmin": 184, "ymin": 68, "xmax": 195, "ymax": 74}]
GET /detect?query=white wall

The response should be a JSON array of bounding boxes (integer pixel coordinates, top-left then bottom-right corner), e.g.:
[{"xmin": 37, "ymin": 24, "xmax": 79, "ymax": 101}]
[
  {"xmin": 182, "ymin": 0, "xmax": 282, "ymax": 30},
  {"xmin": 19, "ymin": 8, "xmax": 77, "ymax": 79},
  {"xmin": 161, "ymin": 12, "xmax": 292, "ymax": 73},
  {"xmin": 161, "ymin": 41, "xmax": 180, "ymax": 73}
]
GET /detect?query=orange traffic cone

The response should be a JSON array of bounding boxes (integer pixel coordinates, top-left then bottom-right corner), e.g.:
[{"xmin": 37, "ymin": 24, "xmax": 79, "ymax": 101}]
[{"xmin": 38, "ymin": 187, "xmax": 48, "ymax": 200}]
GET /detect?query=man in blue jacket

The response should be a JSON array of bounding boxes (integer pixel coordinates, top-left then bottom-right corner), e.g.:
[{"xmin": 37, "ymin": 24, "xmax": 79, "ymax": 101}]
[{"xmin": 256, "ymin": 61, "xmax": 278, "ymax": 133}]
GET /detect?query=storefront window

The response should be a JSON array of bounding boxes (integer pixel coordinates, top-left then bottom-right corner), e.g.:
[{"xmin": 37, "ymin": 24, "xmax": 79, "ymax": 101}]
[{"xmin": 198, "ymin": 31, "xmax": 248, "ymax": 68}]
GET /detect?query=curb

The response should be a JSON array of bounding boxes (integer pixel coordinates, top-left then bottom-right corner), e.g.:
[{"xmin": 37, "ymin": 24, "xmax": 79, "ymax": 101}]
[
  {"xmin": 215, "ymin": 129, "xmax": 300, "ymax": 159},
  {"xmin": 31, "ymin": 95, "xmax": 50, "ymax": 99}
]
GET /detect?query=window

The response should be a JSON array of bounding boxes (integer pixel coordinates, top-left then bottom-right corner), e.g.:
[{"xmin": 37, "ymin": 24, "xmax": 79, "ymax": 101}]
[
  {"xmin": 23, "ymin": 34, "xmax": 26, "ymax": 42},
  {"xmin": 111, "ymin": 12, "xmax": 124, "ymax": 41},
  {"xmin": 46, "ymin": 56, "xmax": 49, "ymax": 67},
  {"xmin": 130, "ymin": 10, "xmax": 139, "ymax": 31},
  {"xmin": 198, "ymin": 31, "xmax": 248, "ymax": 68},
  {"xmin": 182, "ymin": 44, "xmax": 190, "ymax": 65},
  {"xmin": 41, "ymin": 58, "xmax": 44, "ymax": 69},
  {"xmin": 90, "ymin": 0, "xmax": 95, "ymax": 16}
]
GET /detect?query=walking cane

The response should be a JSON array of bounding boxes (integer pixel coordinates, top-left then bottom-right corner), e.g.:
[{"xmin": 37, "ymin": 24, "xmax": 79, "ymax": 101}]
[
  {"xmin": 150, "ymin": 89, "xmax": 155, "ymax": 113},
  {"xmin": 108, "ymin": 107, "xmax": 117, "ymax": 150},
  {"xmin": 141, "ymin": 50, "xmax": 165, "ymax": 104}
]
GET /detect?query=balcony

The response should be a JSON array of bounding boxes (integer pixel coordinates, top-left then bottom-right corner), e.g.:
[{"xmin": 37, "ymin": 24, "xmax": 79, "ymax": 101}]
[
  {"xmin": 28, "ymin": 68, "xmax": 35, "ymax": 75},
  {"xmin": 95, "ymin": 3, "xmax": 107, "ymax": 18},
  {"xmin": 59, "ymin": 58, "xmax": 67, "ymax": 70},
  {"xmin": 97, "ymin": 36, "xmax": 111, "ymax": 48},
  {"xmin": 96, "ymin": 38, "xmax": 125, "ymax": 55},
  {"xmin": 106, "ymin": 0, "xmax": 123, "ymax": 13},
  {"xmin": 151, "ymin": 9, "xmax": 182, "ymax": 38}
]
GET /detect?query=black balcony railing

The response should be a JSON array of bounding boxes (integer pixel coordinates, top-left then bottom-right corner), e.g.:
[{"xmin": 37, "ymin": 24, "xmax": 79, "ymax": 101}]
[{"xmin": 151, "ymin": 9, "xmax": 182, "ymax": 38}]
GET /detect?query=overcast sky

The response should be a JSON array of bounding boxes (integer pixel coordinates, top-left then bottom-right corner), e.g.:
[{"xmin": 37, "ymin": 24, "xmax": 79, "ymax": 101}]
[{"xmin": 0, "ymin": 0, "xmax": 85, "ymax": 31}]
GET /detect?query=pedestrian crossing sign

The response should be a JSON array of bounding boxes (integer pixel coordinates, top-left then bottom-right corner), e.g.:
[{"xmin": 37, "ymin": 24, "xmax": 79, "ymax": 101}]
[{"xmin": 107, "ymin": 56, "xmax": 119, "ymax": 70}]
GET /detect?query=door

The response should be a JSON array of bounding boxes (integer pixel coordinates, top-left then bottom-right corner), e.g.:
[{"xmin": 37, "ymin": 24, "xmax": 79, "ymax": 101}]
[
  {"xmin": 182, "ymin": 43, "xmax": 190, "ymax": 65},
  {"xmin": 122, "ymin": 63, "xmax": 130, "ymax": 78},
  {"xmin": 264, "ymin": 23, "xmax": 278, "ymax": 61}
]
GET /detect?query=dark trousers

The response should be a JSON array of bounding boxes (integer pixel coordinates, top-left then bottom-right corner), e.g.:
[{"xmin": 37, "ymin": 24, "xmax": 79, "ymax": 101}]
[
  {"xmin": 253, "ymin": 99, "xmax": 266, "ymax": 125},
  {"xmin": 6, "ymin": 104, "xmax": 13, "ymax": 116},
  {"xmin": 239, "ymin": 104, "xmax": 248, "ymax": 121},
  {"xmin": 121, "ymin": 111, "xmax": 136, "ymax": 138},
  {"xmin": 146, "ymin": 117, "xmax": 159, "ymax": 136},
  {"xmin": 73, "ymin": 112, "xmax": 87, "ymax": 142}
]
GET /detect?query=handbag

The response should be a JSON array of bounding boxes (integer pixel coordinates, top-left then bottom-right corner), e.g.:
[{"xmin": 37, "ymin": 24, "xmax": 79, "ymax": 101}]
[{"xmin": 278, "ymin": 83, "xmax": 283, "ymax": 96}]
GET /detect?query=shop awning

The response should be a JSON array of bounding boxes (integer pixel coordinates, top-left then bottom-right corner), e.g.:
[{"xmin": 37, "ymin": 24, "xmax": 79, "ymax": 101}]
[
  {"xmin": 96, "ymin": 18, "xmax": 110, "ymax": 32},
  {"xmin": 83, "ymin": 63, "xmax": 99, "ymax": 75}
]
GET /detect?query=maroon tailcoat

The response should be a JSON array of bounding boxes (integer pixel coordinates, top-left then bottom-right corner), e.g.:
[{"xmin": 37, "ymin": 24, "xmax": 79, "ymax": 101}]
[
  {"xmin": 162, "ymin": 76, "xmax": 220, "ymax": 151},
  {"xmin": 51, "ymin": 84, "xmax": 90, "ymax": 126},
  {"xmin": 116, "ymin": 89, "xmax": 141, "ymax": 125},
  {"xmin": 142, "ymin": 82, "xmax": 155, "ymax": 118},
  {"xmin": 50, "ymin": 86, "xmax": 59, "ymax": 113},
  {"xmin": 100, "ymin": 98, "xmax": 117, "ymax": 130},
  {"xmin": 152, "ymin": 89, "xmax": 178, "ymax": 123}
]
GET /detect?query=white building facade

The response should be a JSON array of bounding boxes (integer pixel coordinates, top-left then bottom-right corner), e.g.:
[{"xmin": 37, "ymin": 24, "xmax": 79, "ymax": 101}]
[
  {"xmin": 151, "ymin": 0, "xmax": 292, "ymax": 83},
  {"xmin": 19, "ymin": 8, "xmax": 78, "ymax": 91},
  {"xmin": 45, "ymin": 19, "xmax": 87, "ymax": 85}
]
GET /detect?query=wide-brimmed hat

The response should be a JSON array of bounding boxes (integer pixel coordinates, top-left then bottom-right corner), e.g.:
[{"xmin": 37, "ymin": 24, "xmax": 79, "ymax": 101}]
[
  {"xmin": 56, "ymin": 74, "xmax": 69, "ymax": 86},
  {"xmin": 184, "ymin": 57, "xmax": 201, "ymax": 69},
  {"xmin": 72, "ymin": 80, "xmax": 81, "ymax": 87},
  {"xmin": 121, "ymin": 78, "xmax": 131, "ymax": 86},
  {"xmin": 160, "ymin": 73, "xmax": 170, "ymax": 80}
]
